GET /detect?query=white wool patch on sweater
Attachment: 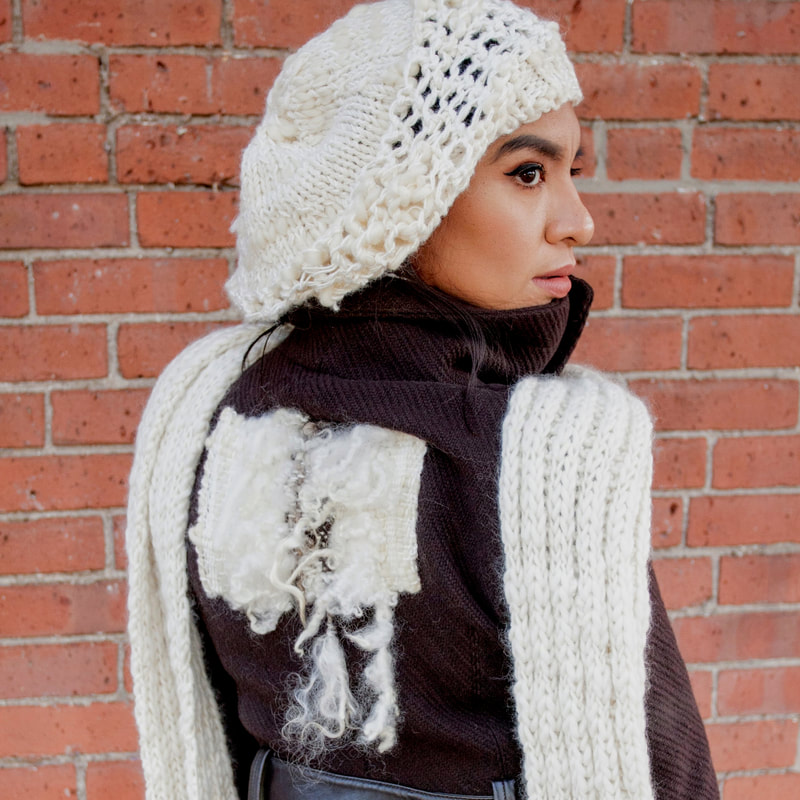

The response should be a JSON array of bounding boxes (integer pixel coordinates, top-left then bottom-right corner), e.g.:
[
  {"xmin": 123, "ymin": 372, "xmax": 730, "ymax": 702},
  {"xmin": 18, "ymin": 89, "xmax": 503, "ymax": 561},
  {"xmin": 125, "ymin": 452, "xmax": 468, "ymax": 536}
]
[{"xmin": 189, "ymin": 406, "xmax": 426, "ymax": 752}]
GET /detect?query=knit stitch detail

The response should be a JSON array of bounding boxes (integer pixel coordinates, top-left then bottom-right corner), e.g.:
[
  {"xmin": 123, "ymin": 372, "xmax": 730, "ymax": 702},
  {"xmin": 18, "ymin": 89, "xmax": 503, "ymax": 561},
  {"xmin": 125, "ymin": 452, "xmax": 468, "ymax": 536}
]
[
  {"xmin": 228, "ymin": 0, "xmax": 581, "ymax": 322},
  {"xmin": 500, "ymin": 366, "xmax": 654, "ymax": 800},
  {"xmin": 189, "ymin": 406, "xmax": 426, "ymax": 752}
]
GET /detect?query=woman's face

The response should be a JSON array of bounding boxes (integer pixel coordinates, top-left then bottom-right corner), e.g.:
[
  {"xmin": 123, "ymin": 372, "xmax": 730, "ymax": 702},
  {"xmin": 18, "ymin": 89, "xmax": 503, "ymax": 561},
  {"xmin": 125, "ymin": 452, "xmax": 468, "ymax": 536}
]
[{"xmin": 412, "ymin": 104, "xmax": 594, "ymax": 309}]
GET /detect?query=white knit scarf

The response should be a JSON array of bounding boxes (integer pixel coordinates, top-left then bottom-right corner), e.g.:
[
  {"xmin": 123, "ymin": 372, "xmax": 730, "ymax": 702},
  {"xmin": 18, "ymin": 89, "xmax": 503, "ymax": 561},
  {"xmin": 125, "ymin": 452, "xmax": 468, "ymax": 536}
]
[{"xmin": 126, "ymin": 325, "xmax": 654, "ymax": 800}]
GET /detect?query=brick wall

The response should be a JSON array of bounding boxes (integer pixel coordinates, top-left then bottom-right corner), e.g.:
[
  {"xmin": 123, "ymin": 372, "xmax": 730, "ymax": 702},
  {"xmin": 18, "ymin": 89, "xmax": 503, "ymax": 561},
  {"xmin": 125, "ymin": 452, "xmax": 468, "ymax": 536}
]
[{"xmin": 0, "ymin": 1, "xmax": 798, "ymax": 797}]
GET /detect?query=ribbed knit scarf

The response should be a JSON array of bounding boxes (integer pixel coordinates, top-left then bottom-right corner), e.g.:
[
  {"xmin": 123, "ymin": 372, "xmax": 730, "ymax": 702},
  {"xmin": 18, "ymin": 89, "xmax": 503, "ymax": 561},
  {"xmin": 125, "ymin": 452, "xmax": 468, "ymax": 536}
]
[{"xmin": 127, "ymin": 293, "xmax": 655, "ymax": 800}]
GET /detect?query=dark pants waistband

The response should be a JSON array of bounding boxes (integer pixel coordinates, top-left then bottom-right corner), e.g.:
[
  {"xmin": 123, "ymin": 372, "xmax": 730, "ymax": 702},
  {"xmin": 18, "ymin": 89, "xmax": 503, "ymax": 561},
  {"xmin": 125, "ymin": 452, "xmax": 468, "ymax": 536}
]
[{"xmin": 248, "ymin": 749, "xmax": 517, "ymax": 800}]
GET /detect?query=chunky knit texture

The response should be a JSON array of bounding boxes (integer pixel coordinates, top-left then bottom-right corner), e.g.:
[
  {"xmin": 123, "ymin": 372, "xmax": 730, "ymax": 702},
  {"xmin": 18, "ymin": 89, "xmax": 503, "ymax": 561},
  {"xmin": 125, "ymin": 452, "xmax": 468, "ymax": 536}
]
[
  {"xmin": 500, "ymin": 369, "xmax": 654, "ymax": 799},
  {"xmin": 228, "ymin": 0, "xmax": 581, "ymax": 321},
  {"xmin": 127, "ymin": 326, "xmax": 657, "ymax": 799}
]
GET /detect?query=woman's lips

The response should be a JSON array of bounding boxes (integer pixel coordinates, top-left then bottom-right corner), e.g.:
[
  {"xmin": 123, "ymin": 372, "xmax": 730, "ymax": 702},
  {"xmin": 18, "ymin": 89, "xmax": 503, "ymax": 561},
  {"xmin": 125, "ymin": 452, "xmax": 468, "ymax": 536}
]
[{"xmin": 532, "ymin": 266, "xmax": 574, "ymax": 298}]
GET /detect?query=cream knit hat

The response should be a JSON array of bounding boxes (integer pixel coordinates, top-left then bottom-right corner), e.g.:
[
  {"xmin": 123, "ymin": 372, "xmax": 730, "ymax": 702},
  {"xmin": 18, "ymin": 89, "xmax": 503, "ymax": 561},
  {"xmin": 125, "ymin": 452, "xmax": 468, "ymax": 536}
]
[{"xmin": 228, "ymin": 0, "xmax": 582, "ymax": 322}]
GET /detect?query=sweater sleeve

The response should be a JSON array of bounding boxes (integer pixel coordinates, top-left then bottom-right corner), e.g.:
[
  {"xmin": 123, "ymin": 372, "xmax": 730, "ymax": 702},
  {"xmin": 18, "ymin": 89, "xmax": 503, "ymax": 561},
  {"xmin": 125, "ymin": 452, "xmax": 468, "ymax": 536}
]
[{"xmin": 645, "ymin": 564, "xmax": 720, "ymax": 800}]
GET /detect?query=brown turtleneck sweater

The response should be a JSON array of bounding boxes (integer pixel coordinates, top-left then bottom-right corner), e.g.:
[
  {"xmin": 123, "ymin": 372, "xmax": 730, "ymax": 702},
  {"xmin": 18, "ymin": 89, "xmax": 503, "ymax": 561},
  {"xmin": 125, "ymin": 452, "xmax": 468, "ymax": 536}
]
[{"xmin": 187, "ymin": 276, "xmax": 718, "ymax": 799}]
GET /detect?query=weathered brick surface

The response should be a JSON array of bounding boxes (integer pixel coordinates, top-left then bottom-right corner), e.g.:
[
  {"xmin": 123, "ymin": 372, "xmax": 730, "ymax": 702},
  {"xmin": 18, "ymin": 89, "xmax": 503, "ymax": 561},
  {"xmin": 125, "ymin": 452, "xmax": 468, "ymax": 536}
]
[
  {"xmin": 606, "ymin": 127, "xmax": 683, "ymax": 181},
  {"xmin": 584, "ymin": 193, "xmax": 706, "ymax": 245},
  {"xmin": 0, "ymin": 54, "xmax": 99, "ymax": 115},
  {"xmin": 23, "ymin": 0, "xmax": 222, "ymax": 46},
  {"xmin": 117, "ymin": 125, "xmax": 251, "ymax": 186},
  {"xmin": 622, "ymin": 256, "xmax": 794, "ymax": 309},
  {"xmin": 0, "ymin": 454, "xmax": 130, "ymax": 512},
  {"xmin": 708, "ymin": 64, "xmax": 800, "ymax": 121},
  {"xmin": 688, "ymin": 495, "xmax": 800, "ymax": 547},
  {"xmin": 632, "ymin": 1, "xmax": 800, "ymax": 55},
  {"xmin": 0, "ymin": 325, "xmax": 107, "ymax": 381},
  {"xmin": 34, "ymin": 258, "xmax": 229, "ymax": 315},
  {"xmin": 0, "ymin": 261, "xmax": 29, "ymax": 316},
  {"xmin": 52, "ymin": 389, "xmax": 151, "ymax": 445},
  {"xmin": 0, "ymin": 194, "xmax": 129, "ymax": 249},
  {"xmin": 136, "ymin": 191, "xmax": 237, "ymax": 247},
  {"xmin": 0, "ymin": 393, "xmax": 44, "ymax": 448},
  {"xmin": 0, "ymin": 517, "xmax": 105, "ymax": 575},
  {"xmin": 3, "ymin": 0, "xmax": 800, "ymax": 787},
  {"xmin": 17, "ymin": 124, "xmax": 108, "ymax": 185},
  {"xmin": 716, "ymin": 193, "xmax": 800, "ymax": 246},
  {"xmin": 85, "ymin": 761, "xmax": 145, "ymax": 800},
  {"xmin": 0, "ymin": 641, "xmax": 117, "ymax": 699}
]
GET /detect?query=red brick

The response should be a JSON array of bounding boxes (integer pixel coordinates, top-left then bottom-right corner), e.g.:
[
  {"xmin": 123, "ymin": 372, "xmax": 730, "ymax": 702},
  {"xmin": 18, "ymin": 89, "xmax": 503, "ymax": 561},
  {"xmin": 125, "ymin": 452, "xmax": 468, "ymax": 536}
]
[
  {"xmin": 0, "ymin": 325, "xmax": 106, "ymax": 381},
  {"xmin": 606, "ymin": 127, "xmax": 683, "ymax": 181},
  {"xmin": 689, "ymin": 495, "xmax": 800, "ymax": 547},
  {"xmin": 577, "ymin": 124, "xmax": 596, "ymax": 178},
  {"xmin": 622, "ymin": 255, "xmax": 794, "ymax": 309},
  {"xmin": 213, "ymin": 56, "xmax": 282, "ymax": 115},
  {"xmin": 652, "ymin": 497, "xmax": 683, "ymax": 549},
  {"xmin": 0, "ymin": 765, "xmax": 76, "ymax": 800},
  {"xmin": 652, "ymin": 557, "xmax": 712, "ymax": 610},
  {"xmin": 117, "ymin": 321, "xmax": 230, "ymax": 379},
  {"xmin": 233, "ymin": 0, "xmax": 362, "ymax": 47},
  {"xmin": 0, "ymin": 393, "xmax": 44, "ymax": 447},
  {"xmin": 693, "ymin": 129, "xmax": 800, "ymax": 181},
  {"xmin": 52, "ymin": 389, "xmax": 150, "ymax": 445},
  {"xmin": 0, "ymin": 194, "xmax": 129, "ymax": 249},
  {"xmin": 0, "ymin": 642, "xmax": 117, "ymax": 699},
  {"xmin": 0, "ymin": 517, "xmax": 105, "ymax": 575},
  {"xmin": 633, "ymin": 1, "xmax": 800, "ymax": 55},
  {"xmin": 86, "ymin": 761, "xmax": 144, "ymax": 800},
  {"xmin": 0, "ymin": 581, "xmax": 126, "ymax": 637},
  {"xmin": 709, "ymin": 64, "xmax": 800, "ymax": 122},
  {"xmin": 714, "ymin": 435, "xmax": 800, "ymax": 490},
  {"xmin": 0, "ymin": 702, "xmax": 137, "ymax": 758},
  {"xmin": 719, "ymin": 667, "xmax": 800, "ymax": 717},
  {"xmin": 716, "ymin": 193, "xmax": 800, "ymax": 246},
  {"xmin": 572, "ymin": 317, "xmax": 682, "ymax": 372},
  {"xmin": 34, "ymin": 258, "xmax": 229, "ymax": 315},
  {"xmin": 0, "ymin": 127, "xmax": 6, "ymax": 181},
  {"xmin": 628, "ymin": 379, "xmax": 798, "ymax": 432},
  {"xmin": 0, "ymin": 54, "xmax": 99, "ymax": 115},
  {"xmin": 17, "ymin": 124, "xmax": 108, "ymax": 185},
  {"xmin": 688, "ymin": 670, "xmax": 712, "ymax": 720},
  {"xmin": 109, "ymin": 54, "xmax": 215, "ymax": 114},
  {"xmin": 136, "ymin": 191, "xmax": 236, "ymax": 248},
  {"xmin": 575, "ymin": 64, "xmax": 701, "ymax": 120},
  {"xmin": 584, "ymin": 193, "xmax": 705, "ymax": 246},
  {"xmin": 117, "ymin": 125, "xmax": 250, "ymax": 186},
  {"xmin": 653, "ymin": 438, "xmax": 706, "ymax": 490},
  {"xmin": 0, "ymin": 454, "xmax": 130, "ymax": 512},
  {"xmin": 0, "ymin": 261, "xmax": 28, "ymax": 316},
  {"xmin": 23, "ymin": 0, "xmax": 222, "ymax": 46},
  {"xmin": 114, "ymin": 514, "xmax": 127, "ymax": 570},
  {"xmin": 673, "ymin": 611, "xmax": 800, "ymax": 663},
  {"xmin": 123, "ymin": 642, "xmax": 132, "ymax": 693},
  {"xmin": 0, "ymin": 0, "xmax": 9, "ymax": 43},
  {"xmin": 706, "ymin": 720, "xmax": 798, "ymax": 772},
  {"xmin": 575, "ymin": 254, "xmax": 614, "ymax": 310},
  {"xmin": 724, "ymin": 773, "xmax": 800, "ymax": 800},
  {"xmin": 519, "ymin": 0, "xmax": 626, "ymax": 53},
  {"xmin": 719, "ymin": 554, "xmax": 800, "ymax": 605},
  {"xmin": 689, "ymin": 315, "xmax": 800, "ymax": 370}
]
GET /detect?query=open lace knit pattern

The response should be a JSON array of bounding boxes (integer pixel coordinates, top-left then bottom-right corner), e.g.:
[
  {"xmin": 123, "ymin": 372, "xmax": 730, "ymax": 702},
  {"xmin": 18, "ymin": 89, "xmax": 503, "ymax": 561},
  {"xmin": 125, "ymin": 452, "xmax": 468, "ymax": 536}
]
[
  {"xmin": 228, "ymin": 0, "xmax": 581, "ymax": 322},
  {"xmin": 126, "ymin": 323, "xmax": 655, "ymax": 800}
]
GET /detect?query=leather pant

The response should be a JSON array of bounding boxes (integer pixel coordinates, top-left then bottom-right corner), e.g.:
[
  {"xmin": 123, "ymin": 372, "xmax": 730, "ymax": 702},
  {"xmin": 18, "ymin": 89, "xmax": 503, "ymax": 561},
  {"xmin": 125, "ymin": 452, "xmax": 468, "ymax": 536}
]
[{"xmin": 248, "ymin": 750, "xmax": 517, "ymax": 800}]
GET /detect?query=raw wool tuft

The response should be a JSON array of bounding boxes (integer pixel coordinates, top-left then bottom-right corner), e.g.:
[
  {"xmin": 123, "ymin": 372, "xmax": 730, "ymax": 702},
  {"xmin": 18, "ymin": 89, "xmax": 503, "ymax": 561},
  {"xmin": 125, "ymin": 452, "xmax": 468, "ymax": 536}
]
[
  {"xmin": 228, "ymin": 0, "xmax": 581, "ymax": 322},
  {"xmin": 500, "ymin": 366, "xmax": 655, "ymax": 800},
  {"xmin": 189, "ymin": 406, "xmax": 427, "ymax": 754}
]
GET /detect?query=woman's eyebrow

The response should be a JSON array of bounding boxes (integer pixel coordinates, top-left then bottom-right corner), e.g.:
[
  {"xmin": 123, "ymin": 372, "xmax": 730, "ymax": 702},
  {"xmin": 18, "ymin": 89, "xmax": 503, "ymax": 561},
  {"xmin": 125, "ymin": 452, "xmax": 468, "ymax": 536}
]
[{"xmin": 491, "ymin": 133, "xmax": 570, "ymax": 162}]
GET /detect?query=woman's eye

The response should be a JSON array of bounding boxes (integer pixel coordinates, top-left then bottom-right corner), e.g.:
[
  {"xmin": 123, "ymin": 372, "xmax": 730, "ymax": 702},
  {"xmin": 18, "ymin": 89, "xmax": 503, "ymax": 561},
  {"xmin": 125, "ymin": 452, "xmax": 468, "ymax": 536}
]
[{"xmin": 505, "ymin": 163, "xmax": 544, "ymax": 187}]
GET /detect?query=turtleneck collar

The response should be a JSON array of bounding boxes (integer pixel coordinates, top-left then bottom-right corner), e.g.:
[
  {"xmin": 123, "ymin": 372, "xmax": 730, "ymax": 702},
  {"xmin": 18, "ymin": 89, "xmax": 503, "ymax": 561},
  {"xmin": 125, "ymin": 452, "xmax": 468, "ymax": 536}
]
[{"xmin": 280, "ymin": 274, "xmax": 593, "ymax": 388}]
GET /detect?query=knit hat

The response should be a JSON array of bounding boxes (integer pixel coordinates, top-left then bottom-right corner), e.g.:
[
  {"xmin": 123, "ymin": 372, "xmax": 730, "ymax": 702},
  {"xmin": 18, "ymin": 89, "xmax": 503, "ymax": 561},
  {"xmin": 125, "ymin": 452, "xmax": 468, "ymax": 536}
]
[{"xmin": 228, "ymin": 0, "xmax": 582, "ymax": 323}]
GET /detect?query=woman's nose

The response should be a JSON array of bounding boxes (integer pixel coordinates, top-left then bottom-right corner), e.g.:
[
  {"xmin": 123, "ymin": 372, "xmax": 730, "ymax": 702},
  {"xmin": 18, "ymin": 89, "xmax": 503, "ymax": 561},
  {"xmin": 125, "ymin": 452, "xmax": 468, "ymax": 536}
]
[{"xmin": 545, "ymin": 182, "xmax": 595, "ymax": 247}]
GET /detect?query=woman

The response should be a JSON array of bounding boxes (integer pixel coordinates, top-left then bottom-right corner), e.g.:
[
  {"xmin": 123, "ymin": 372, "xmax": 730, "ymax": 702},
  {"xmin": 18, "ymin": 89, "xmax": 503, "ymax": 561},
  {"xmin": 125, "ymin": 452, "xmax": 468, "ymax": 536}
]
[{"xmin": 126, "ymin": 1, "xmax": 719, "ymax": 799}]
